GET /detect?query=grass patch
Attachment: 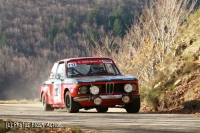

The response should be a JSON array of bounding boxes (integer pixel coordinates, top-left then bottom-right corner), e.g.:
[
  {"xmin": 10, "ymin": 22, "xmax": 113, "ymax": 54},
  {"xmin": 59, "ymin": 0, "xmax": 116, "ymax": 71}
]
[
  {"xmin": 187, "ymin": 8, "xmax": 200, "ymax": 24},
  {"xmin": 140, "ymin": 86, "xmax": 149, "ymax": 100},
  {"xmin": 168, "ymin": 84, "xmax": 175, "ymax": 91},
  {"xmin": 146, "ymin": 88, "xmax": 164, "ymax": 108},
  {"xmin": 182, "ymin": 51, "xmax": 199, "ymax": 75},
  {"xmin": 0, "ymin": 122, "xmax": 6, "ymax": 129},
  {"xmin": 145, "ymin": 83, "xmax": 175, "ymax": 110},
  {"xmin": 0, "ymin": 99, "xmax": 40, "ymax": 104}
]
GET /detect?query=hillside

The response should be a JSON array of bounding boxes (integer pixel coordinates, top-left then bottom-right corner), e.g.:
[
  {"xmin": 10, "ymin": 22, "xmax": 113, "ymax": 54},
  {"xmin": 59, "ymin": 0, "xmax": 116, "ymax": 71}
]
[
  {"xmin": 141, "ymin": 9, "xmax": 200, "ymax": 112},
  {"xmin": 0, "ymin": 0, "xmax": 142, "ymax": 99}
]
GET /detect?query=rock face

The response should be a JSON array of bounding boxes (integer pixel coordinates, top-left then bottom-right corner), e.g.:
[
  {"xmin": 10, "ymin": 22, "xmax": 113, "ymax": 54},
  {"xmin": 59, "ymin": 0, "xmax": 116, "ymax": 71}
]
[
  {"xmin": 158, "ymin": 43, "xmax": 200, "ymax": 111},
  {"xmin": 174, "ymin": 79, "xmax": 182, "ymax": 86},
  {"xmin": 143, "ymin": 10, "xmax": 200, "ymax": 112}
]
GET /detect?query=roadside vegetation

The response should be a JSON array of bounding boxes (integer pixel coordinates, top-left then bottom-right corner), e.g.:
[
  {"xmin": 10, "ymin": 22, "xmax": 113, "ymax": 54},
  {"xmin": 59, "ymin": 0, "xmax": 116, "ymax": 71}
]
[{"xmin": 141, "ymin": 8, "xmax": 200, "ymax": 112}]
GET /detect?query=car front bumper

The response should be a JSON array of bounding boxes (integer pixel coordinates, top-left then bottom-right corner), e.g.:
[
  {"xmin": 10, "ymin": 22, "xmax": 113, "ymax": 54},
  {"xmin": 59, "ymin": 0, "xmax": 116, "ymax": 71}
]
[{"xmin": 73, "ymin": 94, "xmax": 140, "ymax": 102}]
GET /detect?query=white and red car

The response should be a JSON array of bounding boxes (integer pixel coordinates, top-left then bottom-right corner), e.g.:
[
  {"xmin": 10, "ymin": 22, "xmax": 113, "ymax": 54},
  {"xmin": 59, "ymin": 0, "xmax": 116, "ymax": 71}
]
[{"xmin": 40, "ymin": 57, "xmax": 140, "ymax": 113}]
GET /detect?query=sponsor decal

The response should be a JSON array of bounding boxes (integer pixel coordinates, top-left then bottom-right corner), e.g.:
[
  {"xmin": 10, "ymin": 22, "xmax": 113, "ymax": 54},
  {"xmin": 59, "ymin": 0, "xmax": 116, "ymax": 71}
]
[
  {"xmin": 81, "ymin": 60, "xmax": 90, "ymax": 63},
  {"xmin": 72, "ymin": 60, "xmax": 112, "ymax": 65},
  {"xmin": 89, "ymin": 60, "xmax": 99, "ymax": 63},
  {"xmin": 102, "ymin": 60, "xmax": 112, "ymax": 63},
  {"xmin": 67, "ymin": 62, "xmax": 77, "ymax": 68},
  {"xmin": 81, "ymin": 60, "xmax": 102, "ymax": 64},
  {"xmin": 54, "ymin": 84, "xmax": 61, "ymax": 103}
]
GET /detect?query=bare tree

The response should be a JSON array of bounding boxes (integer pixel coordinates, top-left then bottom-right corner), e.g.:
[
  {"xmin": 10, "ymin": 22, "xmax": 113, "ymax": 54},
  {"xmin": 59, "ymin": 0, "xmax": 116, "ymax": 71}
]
[
  {"xmin": 117, "ymin": 0, "xmax": 197, "ymax": 83},
  {"xmin": 130, "ymin": 0, "xmax": 197, "ymax": 83},
  {"xmin": 139, "ymin": 0, "xmax": 197, "ymax": 62},
  {"xmin": 88, "ymin": 0, "xmax": 197, "ymax": 84}
]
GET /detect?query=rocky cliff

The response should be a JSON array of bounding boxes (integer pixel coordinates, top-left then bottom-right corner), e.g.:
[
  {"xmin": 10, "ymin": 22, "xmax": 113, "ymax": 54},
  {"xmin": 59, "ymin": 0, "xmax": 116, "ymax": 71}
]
[{"xmin": 141, "ymin": 9, "xmax": 200, "ymax": 113}]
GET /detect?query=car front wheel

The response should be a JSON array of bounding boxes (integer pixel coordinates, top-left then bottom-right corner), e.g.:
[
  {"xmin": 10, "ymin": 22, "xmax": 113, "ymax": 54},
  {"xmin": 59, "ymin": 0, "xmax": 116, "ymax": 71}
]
[
  {"xmin": 65, "ymin": 91, "xmax": 80, "ymax": 113},
  {"xmin": 42, "ymin": 93, "xmax": 54, "ymax": 111},
  {"xmin": 125, "ymin": 97, "xmax": 140, "ymax": 113}
]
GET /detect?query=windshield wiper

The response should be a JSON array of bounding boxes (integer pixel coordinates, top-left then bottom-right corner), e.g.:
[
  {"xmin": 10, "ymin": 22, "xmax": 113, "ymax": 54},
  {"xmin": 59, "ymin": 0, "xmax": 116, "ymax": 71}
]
[{"xmin": 68, "ymin": 73, "xmax": 84, "ymax": 77}]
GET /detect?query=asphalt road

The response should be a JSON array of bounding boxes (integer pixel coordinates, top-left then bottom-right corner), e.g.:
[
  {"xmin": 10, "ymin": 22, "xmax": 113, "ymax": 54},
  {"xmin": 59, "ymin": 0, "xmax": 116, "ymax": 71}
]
[{"xmin": 0, "ymin": 104, "xmax": 200, "ymax": 133}]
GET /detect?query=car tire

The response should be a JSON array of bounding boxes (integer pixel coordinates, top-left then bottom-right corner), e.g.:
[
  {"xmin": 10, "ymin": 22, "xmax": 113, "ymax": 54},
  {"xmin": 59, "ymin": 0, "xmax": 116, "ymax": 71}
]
[
  {"xmin": 96, "ymin": 107, "xmax": 109, "ymax": 113},
  {"xmin": 42, "ymin": 93, "xmax": 54, "ymax": 111},
  {"xmin": 125, "ymin": 97, "xmax": 140, "ymax": 113},
  {"xmin": 65, "ymin": 91, "xmax": 80, "ymax": 113}
]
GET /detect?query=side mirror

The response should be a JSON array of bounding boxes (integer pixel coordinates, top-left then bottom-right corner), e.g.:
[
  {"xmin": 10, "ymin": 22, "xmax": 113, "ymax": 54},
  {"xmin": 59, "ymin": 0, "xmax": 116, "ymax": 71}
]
[
  {"xmin": 55, "ymin": 74, "xmax": 61, "ymax": 79},
  {"xmin": 50, "ymin": 73, "xmax": 54, "ymax": 79}
]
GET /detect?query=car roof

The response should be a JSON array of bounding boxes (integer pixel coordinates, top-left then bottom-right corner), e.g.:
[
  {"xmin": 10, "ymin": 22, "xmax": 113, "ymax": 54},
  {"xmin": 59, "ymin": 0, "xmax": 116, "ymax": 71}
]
[{"xmin": 58, "ymin": 57, "xmax": 112, "ymax": 62}]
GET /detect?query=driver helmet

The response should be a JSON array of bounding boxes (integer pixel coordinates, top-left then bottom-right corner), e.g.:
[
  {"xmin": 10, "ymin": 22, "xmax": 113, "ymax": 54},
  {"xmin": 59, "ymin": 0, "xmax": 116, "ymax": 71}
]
[{"xmin": 91, "ymin": 64, "xmax": 103, "ymax": 73}]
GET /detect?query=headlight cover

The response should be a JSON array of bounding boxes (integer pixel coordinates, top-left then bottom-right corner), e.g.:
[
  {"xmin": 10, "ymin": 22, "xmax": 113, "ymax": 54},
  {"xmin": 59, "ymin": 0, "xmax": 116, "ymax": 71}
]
[
  {"xmin": 124, "ymin": 84, "xmax": 133, "ymax": 93},
  {"xmin": 78, "ymin": 86, "xmax": 88, "ymax": 94},
  {"xmin": 90, "ymin": 86, "xmax": 99, "ymax": 95},
  {"xmin": 122, "ymin": 95, "xmax": 130, "ymax": 103},
  {"xmin": 94, "ymin": 97, "xmax": 102, "ymax": 105},
  {"xmin": 132, "ymin": 84, "xmax": 137, "ymax": 91}
]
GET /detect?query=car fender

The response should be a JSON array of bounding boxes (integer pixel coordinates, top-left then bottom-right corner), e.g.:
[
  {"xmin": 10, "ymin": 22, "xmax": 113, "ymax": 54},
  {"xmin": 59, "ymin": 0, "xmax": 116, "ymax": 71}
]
[{"xmin": 40, "ymin": 85, "xmax": 53, "ymax": 104}]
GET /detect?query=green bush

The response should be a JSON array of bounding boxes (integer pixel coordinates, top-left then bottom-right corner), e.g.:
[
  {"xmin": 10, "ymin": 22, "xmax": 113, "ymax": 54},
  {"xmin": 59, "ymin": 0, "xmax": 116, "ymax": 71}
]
[
  {"xmin": 146, "ymin": 88, "xmax": 165, "ymax": 109},
  {"xmin": 187, "ymin": 8, "xmax": 200, "ymax": 24}
]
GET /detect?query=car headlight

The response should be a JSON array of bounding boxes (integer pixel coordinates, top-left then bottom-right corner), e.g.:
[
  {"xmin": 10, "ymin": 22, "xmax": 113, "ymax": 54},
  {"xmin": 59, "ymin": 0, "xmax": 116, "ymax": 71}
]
[
  {"xmin": 78, "ymin": 86, "xmax": 88, "ymax": 94},
  {"xmin": 90, "ymin": 86, "xmax": 99, "ymax": 95},
  {"xmin": 132, "ymin": 84, "xmax": 137, "ymax": 91},
  {"xmin": 94, "ymin": 97, "xmax": 102, "ymax": 105},
  {"xmin": 122, "ymin": 95, "xmax": 130, "ymax": 103},
  {"xmin": 124, "ymin": 84, "xmax": 132, "ymax": 93}
]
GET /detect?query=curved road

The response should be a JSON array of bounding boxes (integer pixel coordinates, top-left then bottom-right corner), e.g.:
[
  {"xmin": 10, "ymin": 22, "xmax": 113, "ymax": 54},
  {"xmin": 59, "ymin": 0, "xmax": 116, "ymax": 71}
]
[{"xmin": 0, "ymin": 104, "xmax": 200, "ymax": 133}]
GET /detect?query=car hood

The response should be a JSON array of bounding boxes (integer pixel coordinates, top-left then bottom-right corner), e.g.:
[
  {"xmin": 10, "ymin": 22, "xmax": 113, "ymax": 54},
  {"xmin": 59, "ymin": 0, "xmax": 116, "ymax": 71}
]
[{"xmin": 63, "ymin": 75, "xmax": 137, "ymax": 83}]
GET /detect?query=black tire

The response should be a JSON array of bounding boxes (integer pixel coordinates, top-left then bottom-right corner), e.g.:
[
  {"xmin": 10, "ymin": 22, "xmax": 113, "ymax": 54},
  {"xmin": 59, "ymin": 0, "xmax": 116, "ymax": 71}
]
[
  {"xmin": 125, "ymin": 98, "xmax": 140, "ymax": 113},
  {"xmin": 42, "ymin": 93, "xmax": 54, "ymax": 111},
  {"xmin": 65, "ymin": 91, "xmax": 80, "ymax": 113},
  {"xmin": 96, "ymin": 107, "xmax": 109, "ymax": 113}
]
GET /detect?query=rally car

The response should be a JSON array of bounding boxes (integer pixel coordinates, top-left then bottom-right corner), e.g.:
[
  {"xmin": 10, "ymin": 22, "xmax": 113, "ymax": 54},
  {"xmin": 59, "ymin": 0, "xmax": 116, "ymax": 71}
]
[{"xmin": 40, "ymin": 57, "xmax": 140, "ymax": 113}]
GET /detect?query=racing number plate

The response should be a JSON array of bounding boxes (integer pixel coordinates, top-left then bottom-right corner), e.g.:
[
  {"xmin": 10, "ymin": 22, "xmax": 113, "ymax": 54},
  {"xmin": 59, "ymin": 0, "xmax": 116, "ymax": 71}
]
[{"xmin": 100, "ymin": 94, "xmax": 122, "ymax": 99}]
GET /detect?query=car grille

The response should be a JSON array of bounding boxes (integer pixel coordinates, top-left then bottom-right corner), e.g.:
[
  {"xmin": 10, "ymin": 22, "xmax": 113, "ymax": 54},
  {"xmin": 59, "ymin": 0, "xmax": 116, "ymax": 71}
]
[
  {"xmin": 106, "ymin": 82, "xmax": 114, "ymax": 94},
  {"xmin": 100, "ymin": 83, "xmax": 125, "ymax": 94}
]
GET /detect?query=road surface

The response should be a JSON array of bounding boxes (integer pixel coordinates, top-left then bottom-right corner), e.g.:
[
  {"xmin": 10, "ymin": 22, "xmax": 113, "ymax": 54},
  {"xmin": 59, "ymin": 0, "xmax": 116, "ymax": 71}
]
[{"xmin": 0, "ymin": 104, "xmax": 200, "ymax": 133}]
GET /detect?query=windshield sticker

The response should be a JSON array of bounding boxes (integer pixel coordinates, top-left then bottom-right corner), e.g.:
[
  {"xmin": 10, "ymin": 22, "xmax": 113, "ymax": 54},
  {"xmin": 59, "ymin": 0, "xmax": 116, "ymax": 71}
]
[
  {"xmin": 73, "ymin": 60, "xmax": 111, "ymax": 65},
  {"xmin": 89, "ymin": 60, "xmax": 99, "ymax": 63},
  {"xmin": 81, "ymin": 60, "xmax": 90, "ymax": 63},
  {"xmin": 102, "ymin": 60, "xmax": 112, "ymax": 63},
  {"xmin": 67, "ymin": 62, "xmax": 77, "ymax": 68},
  {"xmin": 80, "ymin": 60, "xmax": 102, "ymax": 64}
]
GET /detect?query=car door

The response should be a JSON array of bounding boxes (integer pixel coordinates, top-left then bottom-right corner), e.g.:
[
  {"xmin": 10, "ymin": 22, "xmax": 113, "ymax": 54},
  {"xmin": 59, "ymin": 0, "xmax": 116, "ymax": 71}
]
[
  {"xmin": 43, "ymin": 62, "xmax": 59, "ymax": 104},
  {"xmin": 53, "ymin": 62, "xmax": 65, "ymax": 104}
]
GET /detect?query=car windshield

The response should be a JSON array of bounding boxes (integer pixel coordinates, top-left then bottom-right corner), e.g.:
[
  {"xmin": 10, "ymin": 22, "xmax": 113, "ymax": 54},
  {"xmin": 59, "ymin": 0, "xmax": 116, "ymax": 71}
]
[{"xmin": 67, "ymin": 60, "xmax": 120, "ymax": 77}]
